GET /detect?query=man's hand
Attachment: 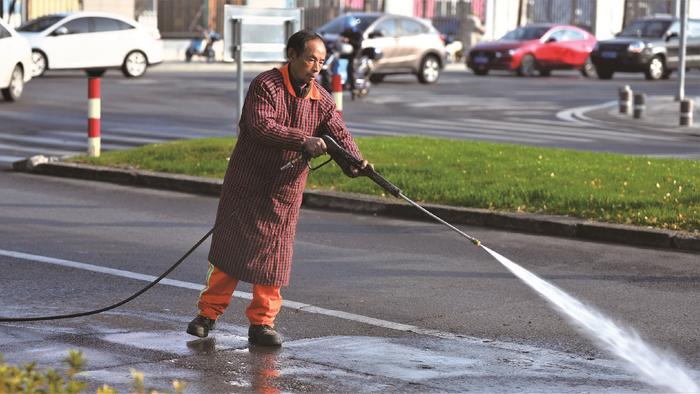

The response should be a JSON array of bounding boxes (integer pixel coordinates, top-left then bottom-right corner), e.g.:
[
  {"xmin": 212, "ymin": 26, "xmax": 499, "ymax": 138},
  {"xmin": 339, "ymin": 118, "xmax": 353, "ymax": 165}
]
[
  {"xmin": 349, "ymin": 160, "xmax": 374, "ymax": 177},
  {"xmin": 302, "ymin": 136, "xmax": 327, "ymax": 158}
]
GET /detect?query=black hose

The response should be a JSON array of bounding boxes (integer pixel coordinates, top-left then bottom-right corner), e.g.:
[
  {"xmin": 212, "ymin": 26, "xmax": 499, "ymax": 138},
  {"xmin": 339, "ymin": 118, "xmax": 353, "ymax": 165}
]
[
  {"xmin": 0, "ymin": 218, "xmax": 221, "ymax": 322},
  {"xmin": 1, "ymin": 136, "xmax": 480, "ymax": 322}
]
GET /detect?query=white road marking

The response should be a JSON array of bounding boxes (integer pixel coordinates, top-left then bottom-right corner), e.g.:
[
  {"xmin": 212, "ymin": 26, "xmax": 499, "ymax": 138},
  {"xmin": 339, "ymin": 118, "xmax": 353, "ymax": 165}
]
[
  {"xmin": 556, "ymin": 100, "xmax": 616, "ymax": 124},
  {"xmin": 0, "ymin": 155, "xmax": 24, "ymax": 163},
  {"xmin": 0, "ymin": 248, "xmax": 459, "ymax": 339}
]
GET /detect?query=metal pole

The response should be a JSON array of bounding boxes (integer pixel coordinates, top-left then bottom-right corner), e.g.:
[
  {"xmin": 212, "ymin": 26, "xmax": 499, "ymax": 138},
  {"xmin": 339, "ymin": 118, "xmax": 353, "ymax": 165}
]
[
  {"xmin": 676, "ymin": 0, "xmax": 688, "ymax": 101},
  {"xmin": 232, "ymin": 18, "xmax": 244, "ymax": 124},
  {"xmin": 633, "ymin": 93, "xmax": 646, "ymax": 119},
  {"xmin": 619, "ymin": 85, "xmax": 632, "ymax": 115},
  {"xmin": 680, "ymin": 98, "xmax": 694, "ymax": 126}
]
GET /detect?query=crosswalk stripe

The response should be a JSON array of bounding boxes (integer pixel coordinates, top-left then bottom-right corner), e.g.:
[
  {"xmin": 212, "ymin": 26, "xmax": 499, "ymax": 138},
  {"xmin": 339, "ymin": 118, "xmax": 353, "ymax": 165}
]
[
  {"xmin": 348, "ymin": 120, "xmax": 591, "ymax": 143},
  {"xmin": 403, "ymin": 118, "xmax": 593, "ymax": 142},
  {"xmin": 445, "ymin": 117, "xmax": 673, "ymax": 142},
  {"xmin": 0, "ymin": 155, "xmax": 24, "ymax": 163},
  {"xmin": 51, "ymin": 131, "xmax": 164, "ymax": 145},
  {"xmin": 351, "ymin": 116, "xmax": 674, "ymax": 143},
  {"xmin": 0, "ymin": 133, "xmax": 130, "ymax": 151},
  {"xmin": 0, "ymin": 142, "xmax": 75, "ymax": 156},
  {"xmin": 352, "ymin": 127, "xmax": 554, "ymax": 144}
]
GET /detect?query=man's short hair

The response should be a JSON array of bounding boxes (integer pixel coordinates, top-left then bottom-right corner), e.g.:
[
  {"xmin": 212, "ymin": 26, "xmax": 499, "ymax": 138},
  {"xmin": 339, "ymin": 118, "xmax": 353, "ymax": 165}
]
[{"xmin": 286, "ymin": 29, "xmax": 324, "ymax": 58}]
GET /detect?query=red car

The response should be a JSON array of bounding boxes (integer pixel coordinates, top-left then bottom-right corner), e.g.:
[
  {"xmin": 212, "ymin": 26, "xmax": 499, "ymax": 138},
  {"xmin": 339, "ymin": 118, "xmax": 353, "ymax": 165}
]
[{"xmin": 467, "ymin": 24, "xmax": 597, "ymax": 77}]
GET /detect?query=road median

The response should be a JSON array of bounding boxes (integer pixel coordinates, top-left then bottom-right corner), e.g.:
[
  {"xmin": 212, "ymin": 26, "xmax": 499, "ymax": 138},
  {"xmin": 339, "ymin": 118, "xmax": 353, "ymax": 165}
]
[{"xmin": 13, "ymin": 157, "xmax": 699, "ymax": 253}]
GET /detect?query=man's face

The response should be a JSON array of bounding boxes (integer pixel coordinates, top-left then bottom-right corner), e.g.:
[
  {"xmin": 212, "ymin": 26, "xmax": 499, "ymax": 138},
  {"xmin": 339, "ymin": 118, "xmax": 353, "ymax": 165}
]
[{"xmin": 288, "ymin": 38, "xmax": 326, "ymax": 84}]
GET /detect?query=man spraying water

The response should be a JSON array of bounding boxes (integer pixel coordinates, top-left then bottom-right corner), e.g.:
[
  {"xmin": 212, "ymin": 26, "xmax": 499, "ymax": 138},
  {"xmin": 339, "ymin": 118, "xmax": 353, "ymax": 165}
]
[{"xmin": 186, "ymin": 30, "xmax": 371, "ymax": 346}]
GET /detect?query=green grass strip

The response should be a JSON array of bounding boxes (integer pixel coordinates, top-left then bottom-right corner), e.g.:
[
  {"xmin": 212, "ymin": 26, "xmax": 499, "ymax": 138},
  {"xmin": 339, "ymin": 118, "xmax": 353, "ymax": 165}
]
[{"xmin": 69, "ymin": 136, "xmax": 700, "ymax": 233}]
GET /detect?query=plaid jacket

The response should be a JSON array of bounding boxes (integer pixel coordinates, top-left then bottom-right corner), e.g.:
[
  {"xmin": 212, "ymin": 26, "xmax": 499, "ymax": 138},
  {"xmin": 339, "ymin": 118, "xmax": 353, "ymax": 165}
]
[{"xmin": 208, "ymin": 65, "xmax": 361, "ymax": 286}]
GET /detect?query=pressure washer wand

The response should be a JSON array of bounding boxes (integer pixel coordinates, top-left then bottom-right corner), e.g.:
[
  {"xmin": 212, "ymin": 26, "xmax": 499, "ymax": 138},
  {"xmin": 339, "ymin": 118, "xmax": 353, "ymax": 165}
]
[
  {"xmin": 397, "ymin": 193, "xmax": 480, "ymax": 246},
  {"xmin": 319, "ymin": 135, "xmax": 481, "ymax": 247}
]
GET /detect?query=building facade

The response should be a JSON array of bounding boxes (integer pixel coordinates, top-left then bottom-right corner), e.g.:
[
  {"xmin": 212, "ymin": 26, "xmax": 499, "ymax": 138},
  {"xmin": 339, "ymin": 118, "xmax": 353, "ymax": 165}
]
[{"xmin": 3, "ymin": 0, "xmax": 699, "ymax": 40}]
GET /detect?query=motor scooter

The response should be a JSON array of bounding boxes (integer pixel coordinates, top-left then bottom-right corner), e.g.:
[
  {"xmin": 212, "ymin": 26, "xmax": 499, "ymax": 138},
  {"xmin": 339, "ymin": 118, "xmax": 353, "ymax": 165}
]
[
  {"xmin": 351, "ymin": 47, "xmax": 382, "ymax": 99},
  {"xmin": 185, "ymin": 30, "xmax": 221, "ymax": 62},
  {"xmin": 318, "ymin": 39, "xmax": 382, "ymax": 100}
]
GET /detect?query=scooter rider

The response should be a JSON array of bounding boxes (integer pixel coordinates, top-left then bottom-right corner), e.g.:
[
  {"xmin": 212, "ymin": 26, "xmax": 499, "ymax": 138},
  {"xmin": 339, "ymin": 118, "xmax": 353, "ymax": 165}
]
[
  {"xmin": 186, "ymin": 29, "xmax": 371, "ymax": 346},
  {"xmin": 339, "ymin": 18, "xmax": 363, "ymax": 90}
]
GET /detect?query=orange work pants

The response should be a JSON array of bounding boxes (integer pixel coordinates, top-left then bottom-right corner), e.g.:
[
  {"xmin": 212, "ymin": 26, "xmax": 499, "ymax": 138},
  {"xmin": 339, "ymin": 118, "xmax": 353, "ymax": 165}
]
[{"xmin": 197, "ymin": 263, "xmax": 282, "ymax": 326}]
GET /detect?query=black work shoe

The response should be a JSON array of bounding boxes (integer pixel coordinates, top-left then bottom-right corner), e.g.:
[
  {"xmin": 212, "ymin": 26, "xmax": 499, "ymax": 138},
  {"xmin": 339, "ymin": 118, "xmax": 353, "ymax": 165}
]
[
  {"xmin": 187, "ymin": 315, "xmax": 216, "ymax": 338},
  {"xmin": 248, "ymin": 324, "xmax": 282, "ymax": 346}
]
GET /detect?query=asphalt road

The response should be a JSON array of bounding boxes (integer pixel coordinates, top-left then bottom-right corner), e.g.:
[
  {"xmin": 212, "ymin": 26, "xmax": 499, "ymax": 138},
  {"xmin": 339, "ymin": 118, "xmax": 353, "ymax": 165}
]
[
  {"xmin": 1, "ymin": 171, "xmax": 698, "ymax": 392},
  {"xmin": 1, "ymin": 62, "xmax": 700, "ymax": 168}
]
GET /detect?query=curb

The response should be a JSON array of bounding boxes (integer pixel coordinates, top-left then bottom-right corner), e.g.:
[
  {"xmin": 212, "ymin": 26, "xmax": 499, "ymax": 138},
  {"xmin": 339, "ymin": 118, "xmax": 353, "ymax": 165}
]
[{"xmin": 12, "ymin": 158, "xmax": 700, "ymax": 253}]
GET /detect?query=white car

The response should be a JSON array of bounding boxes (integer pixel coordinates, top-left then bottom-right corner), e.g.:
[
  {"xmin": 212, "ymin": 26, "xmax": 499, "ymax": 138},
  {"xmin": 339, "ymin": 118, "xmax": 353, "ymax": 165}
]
[
  {"xmin": 0, "ymin": 18, "xmax": 32, "ymax": 101},
  {"xmin": 18, "ymin": 12, "xmax": 163, "ymax": 78}
]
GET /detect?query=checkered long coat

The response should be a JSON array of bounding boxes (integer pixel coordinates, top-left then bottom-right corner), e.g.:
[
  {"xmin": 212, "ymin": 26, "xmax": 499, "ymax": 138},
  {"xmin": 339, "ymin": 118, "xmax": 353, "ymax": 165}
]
[{"xmin": 208, "ymin": 66, "xmax": 361, "ymax": 287}]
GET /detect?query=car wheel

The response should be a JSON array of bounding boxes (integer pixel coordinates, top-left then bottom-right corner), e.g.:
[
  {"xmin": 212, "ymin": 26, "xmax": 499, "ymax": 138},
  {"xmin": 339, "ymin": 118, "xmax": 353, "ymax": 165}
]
[
  {"xmin": 1, "ymin": 65, "xmax": 24, "ymax": 101},
  {"xmin": 369, "ymin": 74, "xmax": 385, "ymax": 83},
  {"xmin": 580, "ymin": 56, "xmax": 596, "ymax": 78},
  {"xmin": 31, "ymin": 50, "xmax": 47, "ymax": 77},
  {"xmin": 539, "ymin": 69, "xmax": 551, "ymax": 77},
  {"xmin": 517, "ymin": 54, "xmax": 536, "ymax": 77},
  {"xmin": 597, "ymin": 67, "xmax": 614, "ymax": 80},
  {"xmin": 644, "ymin": 56, "xmax": 665, "ymax": 80},
  {"xmin": 417, "ymin": 54, "xmax": 440, "ymax": 84},
  {"xmin": 661, "ymin": 69, "xmax": 673, "ymax": 80},
  {"xmin": 122, "ymin": 50, "xmax": 148, "ymax": 78},
  {"xmin": 85, "ymin": 68, "xmax": 107, "ymax": 77},
  {"xmin": 473, "ymin": 68, "xmax": 489, "ymax": 76}
]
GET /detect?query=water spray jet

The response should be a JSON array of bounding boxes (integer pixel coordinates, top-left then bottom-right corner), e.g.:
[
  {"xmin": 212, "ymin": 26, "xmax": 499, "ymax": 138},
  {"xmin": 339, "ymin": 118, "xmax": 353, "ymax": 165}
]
[{"xmin": 314, "ymin": 135, "xmax": 699, "ymax": 393}]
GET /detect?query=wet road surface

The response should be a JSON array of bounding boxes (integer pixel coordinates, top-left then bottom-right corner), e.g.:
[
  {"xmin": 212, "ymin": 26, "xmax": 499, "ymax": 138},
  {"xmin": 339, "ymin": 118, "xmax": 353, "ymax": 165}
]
[{"xmin": 1, "ymin": 172, "xmax": 699, "ymax": 392}]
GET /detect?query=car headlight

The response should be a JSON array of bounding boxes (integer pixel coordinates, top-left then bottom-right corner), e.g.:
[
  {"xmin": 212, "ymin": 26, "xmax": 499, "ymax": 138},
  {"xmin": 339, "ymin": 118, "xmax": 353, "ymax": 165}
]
[
  {"xmin": 508, "ymin": 48, "xmax": 517, "ymax": 56},
  {"xmin": 628, "ymin": 41, "xmax": 646, "ymax": 53}
]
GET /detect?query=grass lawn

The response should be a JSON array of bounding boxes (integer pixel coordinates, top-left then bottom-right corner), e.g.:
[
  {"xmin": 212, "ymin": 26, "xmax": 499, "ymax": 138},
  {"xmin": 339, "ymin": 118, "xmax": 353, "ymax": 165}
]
[{"xmin": 69, "ymin": 136, "xmax": 700, "ymax": 233}]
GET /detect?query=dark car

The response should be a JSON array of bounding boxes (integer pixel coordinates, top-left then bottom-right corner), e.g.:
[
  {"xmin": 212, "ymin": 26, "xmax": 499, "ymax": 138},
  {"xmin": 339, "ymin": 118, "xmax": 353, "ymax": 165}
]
[
  {"xmin": 317, "ymin": 13, "xmax": 447, "ymax": 84},
  {"xmin": 590, "ymin": 16, "xmax": 700, "ymax": 80},
  {"xmin": 467, "ymin": 24, "xmax": 597, "ymax": 77}
]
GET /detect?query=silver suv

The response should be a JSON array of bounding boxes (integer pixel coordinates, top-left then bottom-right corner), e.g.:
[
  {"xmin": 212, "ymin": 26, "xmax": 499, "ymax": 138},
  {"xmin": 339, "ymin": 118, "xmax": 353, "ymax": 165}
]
[{"xmin": 317, "ymin": 13, "xmax": 446, "ymax": 84}]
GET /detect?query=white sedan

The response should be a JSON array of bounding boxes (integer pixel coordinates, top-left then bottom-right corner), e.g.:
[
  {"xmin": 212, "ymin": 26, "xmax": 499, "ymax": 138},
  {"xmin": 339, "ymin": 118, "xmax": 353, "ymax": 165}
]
[
  {"xmin": 0, "ymin": 18, "xmax": 32, "ymax": 101},
  {"xmin": 18, "ymin": 11, "xmax": 163, "ymax": 78}
]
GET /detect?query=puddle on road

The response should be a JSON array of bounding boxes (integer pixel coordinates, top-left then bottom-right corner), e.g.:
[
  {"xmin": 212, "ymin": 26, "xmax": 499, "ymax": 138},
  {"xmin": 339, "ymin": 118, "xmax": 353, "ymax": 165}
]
[
  {"xmin": 282, "ymin": 336, "xmax": 653, "ymax": 392},
  {"xmin": 96, "ymin": 331, "xmax": 660, "ymax": 392},
  {"xmin": 103, "ymin": 330, "xmax": 248, "ymax": 356},
  {"xmin": 2, "ymin": 322, "xmax": 694, "ymax": 392}
]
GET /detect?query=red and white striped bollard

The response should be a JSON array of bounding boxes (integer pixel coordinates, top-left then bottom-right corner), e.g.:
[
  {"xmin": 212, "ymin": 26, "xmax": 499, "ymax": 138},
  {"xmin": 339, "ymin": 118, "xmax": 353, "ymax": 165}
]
[
  {"xmin": 332, "ymin": 74, "xmax": 342, "ymax": 116},
  {"xmin": 88, "ymin": 77, "xmax": 101, "ymax": 157}
]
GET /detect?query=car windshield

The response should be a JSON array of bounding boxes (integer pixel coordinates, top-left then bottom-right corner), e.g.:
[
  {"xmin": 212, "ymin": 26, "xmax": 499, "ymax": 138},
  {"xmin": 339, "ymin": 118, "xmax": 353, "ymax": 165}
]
[
  {"xmin": 318, "ymin": 15, "xmax": 380, "ymax": 34},
  {"xmin": 18, "ymin": 15, "xmax": 63, "ymax": 32},
  {"xmin": 618, "ymin": 20, "xmax": 671, "ymax": 38},
  {"xmin": 501, "ymin": 26, "xmax": 550, "ymax": 40}
]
